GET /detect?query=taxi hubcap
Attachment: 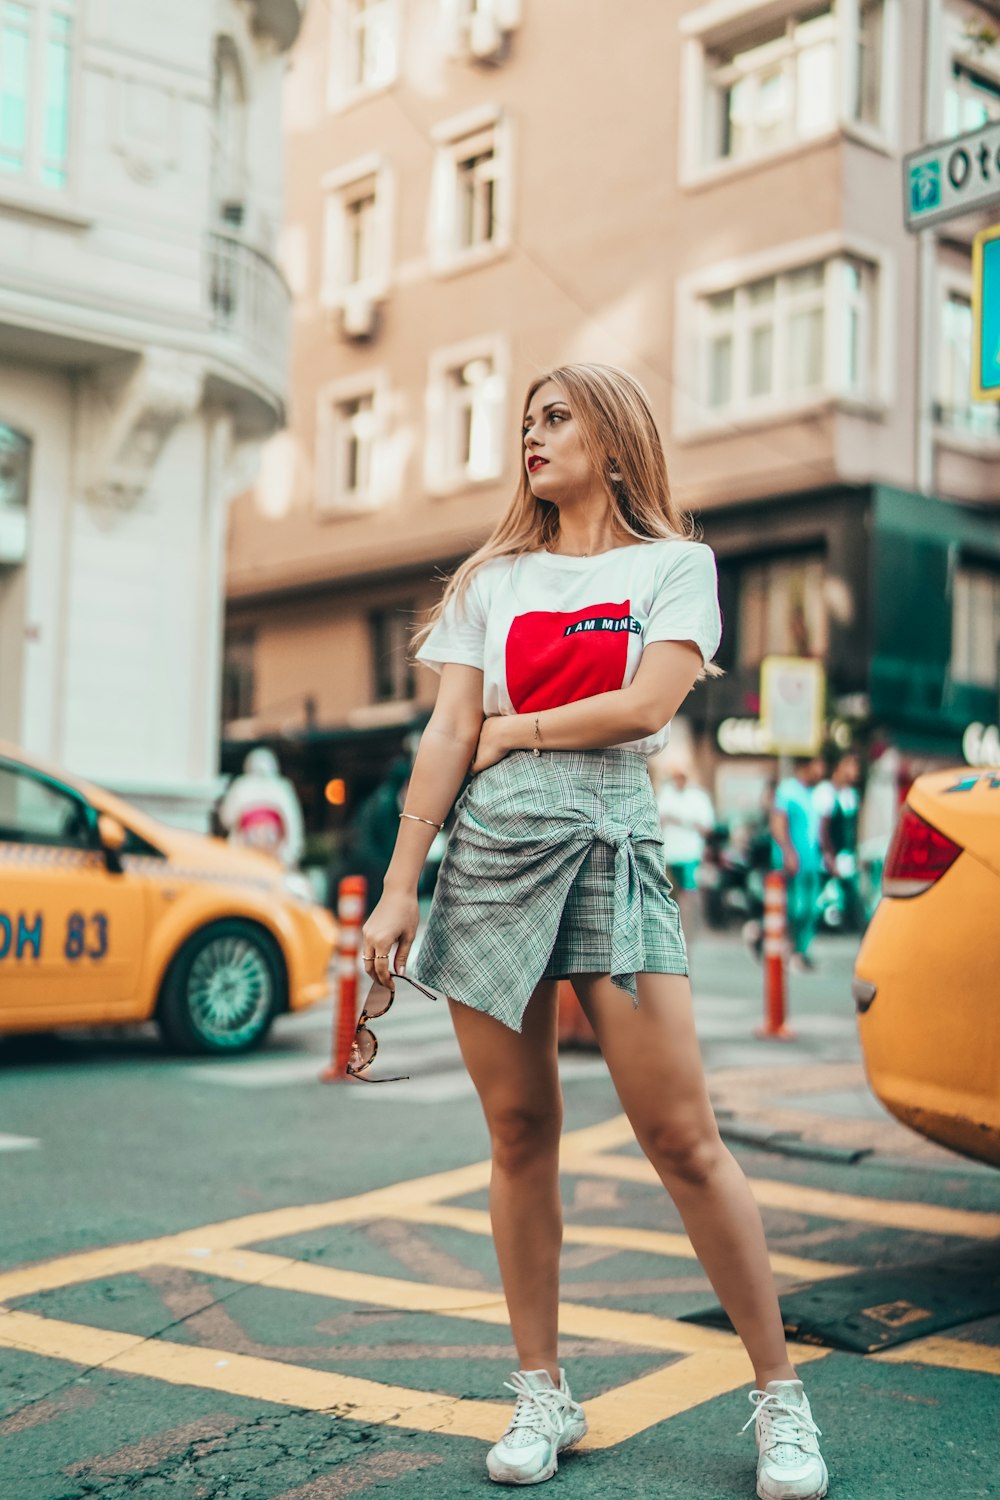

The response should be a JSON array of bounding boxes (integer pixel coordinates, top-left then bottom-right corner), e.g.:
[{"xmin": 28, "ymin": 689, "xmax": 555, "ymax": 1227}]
[{"xmin": 188, "ymin": 936, "xmax": 272, "ymax": 1044}]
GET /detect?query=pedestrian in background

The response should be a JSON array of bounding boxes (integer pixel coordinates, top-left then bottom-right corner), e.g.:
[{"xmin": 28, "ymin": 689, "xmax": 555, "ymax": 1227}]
[
  {"xmin": 816, "ymin": 751, "xmax": 864, "ymax": 931},
  {"xmin": 655, "ymin": 760, "xmax": 715, "ymax": 944},
  {"xmin": 217, "ymin": 746, "xmax": 304, "ymax": 869},
  {"xmin": 361, "ymin": 363, "xmax": 828, "ymax": 1499},
  {"xmin": 769, "ymin": 755, "xmax": 826, "ymax": 973}
]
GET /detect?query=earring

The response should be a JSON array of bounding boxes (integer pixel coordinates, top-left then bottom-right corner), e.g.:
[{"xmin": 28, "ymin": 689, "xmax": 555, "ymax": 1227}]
[{"xmin": 609, "ymin": 468, "xmax": 623, "ymax": 482}]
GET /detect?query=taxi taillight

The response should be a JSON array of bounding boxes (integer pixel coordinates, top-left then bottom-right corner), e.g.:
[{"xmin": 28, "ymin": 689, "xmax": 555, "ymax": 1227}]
[{"xmin": 882, "ymin": 804, "xmax": 962, "ymax": 898}]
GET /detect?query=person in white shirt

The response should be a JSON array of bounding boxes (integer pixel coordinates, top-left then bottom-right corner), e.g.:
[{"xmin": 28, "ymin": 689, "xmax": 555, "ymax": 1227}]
[
  {"xmin": 359, "ymin": 363, "xmax": 828, "ymax": 1499},
  {"xmin": 217, "ymin": 747, "xmax": 304, "ymax": 869},
  {"xmin": 656, "ymin": 763, "xmax": 715, "ymax": 942}
]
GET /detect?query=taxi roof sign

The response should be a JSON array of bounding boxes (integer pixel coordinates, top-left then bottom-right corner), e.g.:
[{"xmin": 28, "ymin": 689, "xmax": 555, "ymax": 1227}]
[{"xmin": 972, "ymin": 223, "xmax": 1000, "ymax": 401}]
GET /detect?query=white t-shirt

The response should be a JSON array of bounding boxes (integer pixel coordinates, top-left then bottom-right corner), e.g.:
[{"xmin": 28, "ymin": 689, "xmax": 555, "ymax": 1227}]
[
  {"xmin": 416, "ymin": 539, "xmax": 722, "ymax": 757},
  {"xmin": 657, "ymin": 782, "xmax": 716, "ymax": 865}
]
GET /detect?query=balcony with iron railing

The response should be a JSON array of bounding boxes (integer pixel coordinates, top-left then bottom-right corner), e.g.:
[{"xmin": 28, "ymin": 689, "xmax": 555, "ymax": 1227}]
[{"xmin": 206, "ymin": 230, "xmax": 292, "ymax": 421}]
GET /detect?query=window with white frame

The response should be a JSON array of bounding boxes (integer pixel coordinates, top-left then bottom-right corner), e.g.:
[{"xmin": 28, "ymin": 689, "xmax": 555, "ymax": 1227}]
[
  {"xmin": 738, "ymin": 552, "xmax": 828, "ymax": 669},
  {"xmin": 697, "ymin": 256, "xmax": 877, "ymax": 417},
  {"xmin": 0, "ymin": 0, "xmax": 75, "ymax": 190},
  {"xmin": 321, "ymin": 160, "xmax": 392, "ymax": 304},
  {"xmin": 317, "ymin": 382, "xmax": 384, "ymax": 511},
  {"xmin": 211, "ymin": 36, "xmax": 247, "ymax": 227},
  {"xmin": 952, "ymin": 561, "xmax": 1000, "ymax": 687},
  {"xmin": 944, "ymin": 57, "xmax": 1000, "ymax": 136},
  {"xmin": 369, "ymin": 605, "xmax": 415, "ymax": 703},
  {"xmin": 427, "ymin": 343, "xmax": 507, "ymax": 490},
  {"xmin": 328, "ymin": 0, "xmax": 398, "ymax": 107},
  {"xmin": 431, "ymin": 111, "xmax": 511, "ymax": 269},
  {"xmin": 937, "ymin": 289, "xmax": 1000, "ymax": 438},
  {"xmin": 693, "ymin": 0, "xmax": 887, "ymax": 169},
  {"xmin": 853, "ymin": 0, "xmax": 884, "ymax": 127},
  {"xmin": 706, "ymin": 5, "xmax": 838, "ymax": 162}
]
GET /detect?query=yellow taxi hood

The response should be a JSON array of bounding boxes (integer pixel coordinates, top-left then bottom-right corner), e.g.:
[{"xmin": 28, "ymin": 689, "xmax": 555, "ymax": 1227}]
[
  {"xmin": 908, "ymin": 767, "xmax": 1000, "ymax": 882},
  {"xmin": 0, "ymin": 741, "xmax": 281, "ymax": 886}
]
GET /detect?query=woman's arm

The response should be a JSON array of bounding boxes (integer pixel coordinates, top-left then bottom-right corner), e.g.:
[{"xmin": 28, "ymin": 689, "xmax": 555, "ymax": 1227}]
[
  {"xmin": 472, "ymin": 640, "xmax": 704, "ymax": 771},
  {"xmin": 363, "ymin": 663, "xmax": 484, "ymax": 985}
]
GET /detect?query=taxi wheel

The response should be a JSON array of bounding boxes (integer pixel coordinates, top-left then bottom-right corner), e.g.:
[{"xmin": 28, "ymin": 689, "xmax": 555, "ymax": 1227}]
[{"xmin": 157, "ymin": 920, "xmax": 285, "ymax": 1055}]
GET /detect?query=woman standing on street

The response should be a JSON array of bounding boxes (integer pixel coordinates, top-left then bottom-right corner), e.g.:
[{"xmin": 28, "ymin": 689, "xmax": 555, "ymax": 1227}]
[{"xmin": 361, "ymin": 364, "xmax": 828, "ymax": 1499}]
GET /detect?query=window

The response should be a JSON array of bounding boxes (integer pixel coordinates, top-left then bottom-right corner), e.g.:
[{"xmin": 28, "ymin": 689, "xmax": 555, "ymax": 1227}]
[
  {"xmin": 0, "ymin": 0, "xmax": 75, "ymax": 190},
  {"xmin": 0, "ymin": 422, "xmax": 30, "ymax": 513},
  {"xmin": 427, "ymin": 342, "xmax": 507, "ymax": 491},
  {"xmin": 321, "ymin": 157, "xmax": 393, "ymax": 306},
  {"xmin": 328, "ymin": 0, "xmax": 398, "ymax": 107},
  {"xmin": 687, "ymin": 0, "xmax": 888, "ymax": 173},
  {"xmin": 221, "ymin": 628, "xmax": 255, "ymax": 725},
  {"xmin": 738, "ymin": 553, "xmax": 828, "ymax": 669},
  {"xmin": 370, "ymin": 605, "xmax": 415, "ymax": 702},
  {"xmin": 0, "ymin": 422, "xmax": 29, "ymax": 565},
  {"xmin": 697, "ymin": 256, "xmax": 876, "ymax": 417},
  {"xmin": 937, "ymin": 290, "xmax": 1000, "ymax": 439},
  {"xmin": 431, "ymin": 109, "xmax": 512, "ymax": 270},
  {"xmin": 211, "ymin": 36, "xmax": 246, "ymax": 228},
  {"xmin": 853, "ymin": 0, "xmax": 884, "ymax": 127},
  {"xmin": 317, "ymin": 377, "xmax": 387, "ymax": 511},
  {"xmin": 944, "ymin": 58, "xmax": 1000, "ymax": 137},
  {"xmin": 952, "ymin": 563, "xmax": 1000, "ymax": 687},
  {"xmin": 0, "ymin": 763, "xmax": 92, "ymax": 848},
  {"xmin": 706, "ymin": 5, "xmax": 838, "ymax": 162}
]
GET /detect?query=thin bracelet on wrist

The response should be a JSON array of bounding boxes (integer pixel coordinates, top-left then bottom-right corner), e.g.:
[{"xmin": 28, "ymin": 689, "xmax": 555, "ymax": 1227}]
[
  {"xmin": 532, "ymin": 715, "xmax": 542, "ymax": 757},
  {"xmin": 399, "ymin": 812, "xmax": 445, "ymax": 831}
]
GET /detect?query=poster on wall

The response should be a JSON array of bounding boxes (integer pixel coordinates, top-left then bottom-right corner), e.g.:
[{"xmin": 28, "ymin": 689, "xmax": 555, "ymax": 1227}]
[{"xmin": 759, "ymin": 656, "xmax": 826, "ymax": 756}]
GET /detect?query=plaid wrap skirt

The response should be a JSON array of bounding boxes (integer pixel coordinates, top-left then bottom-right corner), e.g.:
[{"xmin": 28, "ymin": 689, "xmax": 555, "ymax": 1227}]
[{"xmin": 411, "ymin": 748, "xmax": 688, "ymax": 1033}]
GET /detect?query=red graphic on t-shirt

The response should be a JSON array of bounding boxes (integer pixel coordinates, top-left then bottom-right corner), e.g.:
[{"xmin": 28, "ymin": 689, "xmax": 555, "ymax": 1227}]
[{"xmin": 506, "ymin": 600, "xmax": 634, "ymax": 712}]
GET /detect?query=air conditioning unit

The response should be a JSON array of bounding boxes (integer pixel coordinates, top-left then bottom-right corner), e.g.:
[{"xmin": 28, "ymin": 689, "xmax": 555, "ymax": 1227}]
[
  {"xmin": 341, "ymin": 289, "xmax": 378, "ymax": 341},
  {"xmin": 493, "ymin": 0, "xmax": 522, "ymax": 30},
  {"xmin": 469, "ymin": 11, "xmax": 504, "ymax": 61}
]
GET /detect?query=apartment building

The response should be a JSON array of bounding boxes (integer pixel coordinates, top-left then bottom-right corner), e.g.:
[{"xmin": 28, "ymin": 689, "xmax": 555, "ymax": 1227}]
[
  {"xmin": 224, "ymin": 0, "xmax": 1000, "ymax": 832},
  {"xmin": 0, "ymin": 0, "xmax": 301, "ymax": 827}
]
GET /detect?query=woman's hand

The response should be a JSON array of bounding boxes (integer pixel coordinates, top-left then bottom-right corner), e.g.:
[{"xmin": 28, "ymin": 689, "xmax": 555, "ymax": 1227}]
[
  {"xmin": 362, "ymin": 890, "xmax": 420, "ymax": 989},
  {"xmin": 471, "ymin": 714, "xmax": 514, "ymax": 774}
]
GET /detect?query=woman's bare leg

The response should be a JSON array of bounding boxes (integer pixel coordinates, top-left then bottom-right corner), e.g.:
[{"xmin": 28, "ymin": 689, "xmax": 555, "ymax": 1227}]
[
  {"xmin": 572, "ymin": 971, "xmax": 795, "ymax": 1387},
  {"xmin": 448, "ymin": 981, "xmax": 563, "ymax": 1381}
]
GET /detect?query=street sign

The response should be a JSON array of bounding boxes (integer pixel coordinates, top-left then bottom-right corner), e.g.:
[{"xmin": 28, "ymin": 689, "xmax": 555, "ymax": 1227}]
[
  {"xmin": 972, "ymin": 222, "xmax": 1000, "ymax": 400},
  {"xmin": 904, "ymin": 120, "xmax": 1000, "ymax": 232},
  {"xmin": 759, "ymin": 656, "xmax": 825, "ymax": 756}
]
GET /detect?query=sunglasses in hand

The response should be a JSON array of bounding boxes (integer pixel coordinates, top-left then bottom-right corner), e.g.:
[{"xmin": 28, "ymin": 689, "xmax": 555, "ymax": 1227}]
[{"xmin": 346, "ymin": 971, "xmax": 438, "ymax": 1083}]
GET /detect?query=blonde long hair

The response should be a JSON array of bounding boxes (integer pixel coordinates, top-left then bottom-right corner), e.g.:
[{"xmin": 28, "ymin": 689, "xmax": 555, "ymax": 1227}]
[{"xmin": 418, "ymin": 363, "xmax": 696, "ymax": 641}]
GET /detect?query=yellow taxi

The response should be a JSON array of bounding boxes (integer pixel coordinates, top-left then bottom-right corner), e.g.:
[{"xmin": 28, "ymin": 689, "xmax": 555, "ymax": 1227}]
[
  {"xmin": 853, "ymin": 767, "xmax": 1000, "ymax": 1167},
  {"xmin": 0, "ymin": 744, "xmax": 336, "ymax": 1054}
]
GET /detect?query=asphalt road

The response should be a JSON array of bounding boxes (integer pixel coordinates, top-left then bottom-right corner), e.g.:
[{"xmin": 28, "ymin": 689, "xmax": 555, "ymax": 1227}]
[{"xmin": 2, "ymin": 933, "xmax": 998, "ymax": 1500}]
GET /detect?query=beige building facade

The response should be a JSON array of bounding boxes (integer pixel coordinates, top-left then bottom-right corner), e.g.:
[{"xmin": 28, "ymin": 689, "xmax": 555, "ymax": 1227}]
[
  {"xmin": 225, "ymin": 0, "xmax": 1000, "ymax": 834},
  {"xmin": 0, "ymin": 0, "xmax": 302, "ymax": 827}
]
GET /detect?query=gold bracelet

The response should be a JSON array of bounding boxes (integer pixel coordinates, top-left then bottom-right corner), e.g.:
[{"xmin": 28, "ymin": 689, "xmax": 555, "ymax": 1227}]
[
  {"xmin": 532, "ymin": 715, "xmax": 542, "ymax": 758},
  {"xmin": 399, "ymin": 812, "xmax": 445, "ymax": 831}
]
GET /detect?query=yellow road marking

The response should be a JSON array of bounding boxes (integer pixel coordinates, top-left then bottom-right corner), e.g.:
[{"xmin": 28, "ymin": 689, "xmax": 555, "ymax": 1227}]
[
  {"xmin": 0, "ymin": 1308, "xmax": 507, "ymax": 1441},
  {"xmin": 0, "ymin": 1107, "xmax": 994, "ymax": 1443},
  {"xmin": 161, "ymin": 1246, "xmax": 770, "ymax": 1356},
  {"xmin": 873, "ymin": 1337, "xmax": 1000, "ymax": 1376},
  {"xmin": 392, "ymin": 1203, "xmax": 855, "ymax": 1281},
  {"xmin": 566, "ymin": 1152, "xmax": 1000, "ymax": 1239}
]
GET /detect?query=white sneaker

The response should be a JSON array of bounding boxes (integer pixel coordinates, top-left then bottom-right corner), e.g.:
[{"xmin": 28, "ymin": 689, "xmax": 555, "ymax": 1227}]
[
  {"xmin": 743, "ymin": 1379, "xmax": 829, "ymax": 1500},
  {"xmin": 486, "ymin": 1368, "xmax": 588, "ymax": 1485}
]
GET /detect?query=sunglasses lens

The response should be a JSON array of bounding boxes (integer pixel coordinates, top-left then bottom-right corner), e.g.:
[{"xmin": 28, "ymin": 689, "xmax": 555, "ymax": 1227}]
[
  {"xmin": 348, "ymin": 1027, "xmax": 376, "ymax": 1070},
  {"xmin": 364, "ymin": 982, "xmax": 394, "ymax": 1019}
]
